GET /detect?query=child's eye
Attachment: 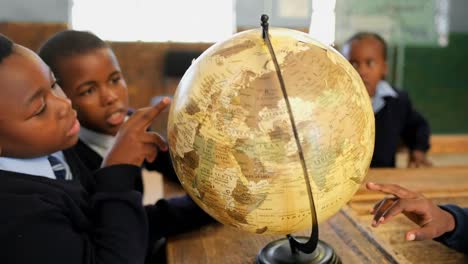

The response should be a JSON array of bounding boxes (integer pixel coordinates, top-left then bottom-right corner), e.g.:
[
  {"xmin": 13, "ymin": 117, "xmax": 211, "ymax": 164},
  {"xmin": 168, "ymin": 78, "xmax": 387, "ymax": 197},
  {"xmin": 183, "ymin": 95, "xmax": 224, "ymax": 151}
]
[
  {"xmin": 34, "ymin": 103, "xmax": 47, "ymax": 116},
  {"xmin": 79, "ymin": 87, "xmax": 95, "ymax": 96},
  {"xmin": 367, "ymin": 60, "xmax": 376, "ymax": 67},
  {"xmin": 111, "ymin": 76, "xmax": 121, "ymax": 84}
]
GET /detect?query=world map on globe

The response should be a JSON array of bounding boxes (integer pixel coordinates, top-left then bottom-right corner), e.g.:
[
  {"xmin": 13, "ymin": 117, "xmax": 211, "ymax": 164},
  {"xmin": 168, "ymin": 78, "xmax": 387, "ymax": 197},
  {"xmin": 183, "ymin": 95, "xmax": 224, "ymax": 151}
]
[{"xmin": 167, "ymin": 28, "xmax": 375, "ymax": 235}]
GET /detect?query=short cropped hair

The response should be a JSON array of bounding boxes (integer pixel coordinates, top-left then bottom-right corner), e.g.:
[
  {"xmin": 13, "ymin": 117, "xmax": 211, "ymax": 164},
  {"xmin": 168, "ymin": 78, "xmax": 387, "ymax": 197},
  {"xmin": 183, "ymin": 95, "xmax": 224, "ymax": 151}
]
[
  {"xmin": 0, "ymin": 34, "xmax": 14, "ymax": 64},
  {"xmin": 38, "ymin": 30, "xmax": 108, "ymax": 76},
  {"xmin": 345, "ymin": 32, "xmax": 388, "ymax": 60}
]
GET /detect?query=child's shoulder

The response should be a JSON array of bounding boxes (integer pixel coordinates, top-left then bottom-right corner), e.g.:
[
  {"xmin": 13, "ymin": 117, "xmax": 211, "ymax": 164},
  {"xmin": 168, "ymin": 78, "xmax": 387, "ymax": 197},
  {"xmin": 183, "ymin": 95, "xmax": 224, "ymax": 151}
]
[{"xmin": 388, "ymin": 85, "xmax": 412, "ymax": 104}]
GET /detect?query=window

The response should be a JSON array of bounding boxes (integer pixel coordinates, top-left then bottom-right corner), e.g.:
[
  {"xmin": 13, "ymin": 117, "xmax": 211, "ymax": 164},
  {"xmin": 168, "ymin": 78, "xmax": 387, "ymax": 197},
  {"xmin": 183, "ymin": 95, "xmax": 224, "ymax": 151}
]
[
  {"xmin": 309, "ymin": 0, "xmax": 336, "ymax": 45},
  {"xmin": 71, "ymin": 0, "xmax": 236, "ymax": 42}
]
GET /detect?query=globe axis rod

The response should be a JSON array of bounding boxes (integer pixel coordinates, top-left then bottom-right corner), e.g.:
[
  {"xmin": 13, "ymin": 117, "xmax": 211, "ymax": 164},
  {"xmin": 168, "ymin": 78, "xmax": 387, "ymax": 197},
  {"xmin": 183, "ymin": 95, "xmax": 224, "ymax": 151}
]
[{"xmin": 261, "ymin": 14, "xmax": 319, "ymax": 255}]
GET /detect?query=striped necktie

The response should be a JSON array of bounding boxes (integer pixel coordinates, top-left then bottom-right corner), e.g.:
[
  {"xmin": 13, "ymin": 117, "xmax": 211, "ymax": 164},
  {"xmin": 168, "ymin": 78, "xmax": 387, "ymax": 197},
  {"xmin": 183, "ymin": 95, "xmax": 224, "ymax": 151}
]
[{"xmin": 48, "ymin": 155, "xmax": 67, "ymax": 180}]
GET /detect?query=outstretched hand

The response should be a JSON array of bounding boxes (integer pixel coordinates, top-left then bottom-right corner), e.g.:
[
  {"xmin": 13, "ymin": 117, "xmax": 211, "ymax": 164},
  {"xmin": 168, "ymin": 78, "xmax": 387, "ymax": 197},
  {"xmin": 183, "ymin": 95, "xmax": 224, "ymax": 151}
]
[
  {"xmin": 366, "ymin": 182, "xmax": 455, "ymax": 241},
  {"xmin": 103, "ymin": 97, "xmax": 171, "ymax": 167}
]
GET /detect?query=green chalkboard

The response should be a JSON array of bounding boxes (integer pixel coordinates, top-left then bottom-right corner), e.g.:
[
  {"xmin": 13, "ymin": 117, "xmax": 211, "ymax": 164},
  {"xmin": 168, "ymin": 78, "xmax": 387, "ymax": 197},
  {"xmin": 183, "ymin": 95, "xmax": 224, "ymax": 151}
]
[{"xmin": 403, "ymin": 33, "xmax": 468, "ymax": 134}]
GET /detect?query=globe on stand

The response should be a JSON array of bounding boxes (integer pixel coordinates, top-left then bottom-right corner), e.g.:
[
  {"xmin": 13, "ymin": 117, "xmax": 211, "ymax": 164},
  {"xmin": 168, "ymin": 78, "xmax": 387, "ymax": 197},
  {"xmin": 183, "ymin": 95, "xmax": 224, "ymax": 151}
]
[{"xmin": 167, "ymin": 14, "xmax": 374, "ymax": 264}]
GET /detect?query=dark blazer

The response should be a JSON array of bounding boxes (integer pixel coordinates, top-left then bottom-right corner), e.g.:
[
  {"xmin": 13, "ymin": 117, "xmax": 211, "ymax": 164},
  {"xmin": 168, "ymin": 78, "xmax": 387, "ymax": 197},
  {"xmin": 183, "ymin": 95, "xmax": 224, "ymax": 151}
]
[
  {"xmin": 372, "ymin": 88, "xmax": 430, "ymax": 167},
  {"xmin": 437, "ymin": 205, "xmax": 468, "ymax": 254},
  {"xmin": 0, "ymin": 149, "xmax": 148, "ymax": 264},
  {"xmin": 73, "ymin": 136, "xmax": 214, "ymax": 256},
  {"xmin": 73, "ymin": 139, "xmax": 146, "ymax": 192},
  {"xmin": 74, "ymin": 139, "xmax": 179, "ymax": 191}
]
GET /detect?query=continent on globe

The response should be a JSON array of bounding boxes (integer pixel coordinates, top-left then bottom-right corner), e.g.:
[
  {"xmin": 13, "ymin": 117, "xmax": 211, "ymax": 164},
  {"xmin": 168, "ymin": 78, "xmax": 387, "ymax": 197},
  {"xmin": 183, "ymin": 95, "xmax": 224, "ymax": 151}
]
[{"xmin": 168, "ymin": 27, "xmax": 374, "ymax": 235}]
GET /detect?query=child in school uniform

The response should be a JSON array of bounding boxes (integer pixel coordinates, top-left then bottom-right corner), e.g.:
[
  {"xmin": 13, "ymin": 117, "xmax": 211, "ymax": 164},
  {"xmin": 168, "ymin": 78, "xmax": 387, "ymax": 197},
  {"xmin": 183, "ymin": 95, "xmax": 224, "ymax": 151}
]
[
  {"xmin": 37, "ymin": 30, "xmax": 213, "ymax": 262},
  {"xmin": 342, "ymin": 32, "xmax": 432, "ymax": 168},
  {"xmin": 0, "ymin": 34, "xmax": 211, "ymax": 263},
  {"xmin": 38, "ymin": 30, "xmax": 179, "ymax": 192},
  {"xmin": 0, "ymin": 33, "xmax": 164, "ymax": 263}
]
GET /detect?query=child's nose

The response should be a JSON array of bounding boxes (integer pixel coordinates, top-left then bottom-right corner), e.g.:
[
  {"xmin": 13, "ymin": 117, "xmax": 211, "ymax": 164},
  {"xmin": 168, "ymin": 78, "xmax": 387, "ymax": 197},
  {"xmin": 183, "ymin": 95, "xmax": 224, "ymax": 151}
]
[
  {"xmin": 357, "ymin": 65, "xmax": 369, "ymax": 77},
  {"xmin": 57, "ymin": 97, "xmax": 72, "ymax": 119},
  {"xmin": 101, "ymin": 87, "xmax": 118, "ymax": 105}
]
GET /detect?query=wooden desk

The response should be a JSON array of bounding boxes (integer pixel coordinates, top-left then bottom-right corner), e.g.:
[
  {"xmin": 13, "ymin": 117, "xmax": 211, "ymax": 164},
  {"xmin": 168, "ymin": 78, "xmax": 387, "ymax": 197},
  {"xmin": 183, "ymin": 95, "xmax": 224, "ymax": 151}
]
[
  {"xmin": 166, "ymin": 167, "xmax": 468, "ymax": 264},
  {"xmin": 395, "ymin": 134, "xmax": 468, "ymax": 167},
  {"xmin": 395, "ymin": 152, "xmax": 468, "ymax": 168},
  {"xmin": 429, "ymin": 135, "xmax": 468, "ymax": 154}
]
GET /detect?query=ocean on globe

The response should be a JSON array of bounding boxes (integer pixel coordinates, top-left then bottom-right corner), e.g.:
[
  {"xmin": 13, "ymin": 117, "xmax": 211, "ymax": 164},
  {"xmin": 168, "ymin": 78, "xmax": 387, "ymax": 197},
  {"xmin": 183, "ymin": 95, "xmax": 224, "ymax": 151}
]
[{"xmin": 167, "ymin": 28, "xmax": 374, "ymax": 235}]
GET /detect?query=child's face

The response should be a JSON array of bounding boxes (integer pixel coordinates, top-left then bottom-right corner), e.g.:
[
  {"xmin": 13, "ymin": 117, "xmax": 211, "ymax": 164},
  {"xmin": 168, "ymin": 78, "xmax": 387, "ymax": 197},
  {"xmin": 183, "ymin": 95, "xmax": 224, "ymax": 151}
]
[
  {"xmin": 0, "ymin": 45, "xmax": 80, "ymax": 158},
  {"xmin": 55, "ymin": 48, "xmax": 129, "ymax": 136},
  {"xmin": 345, "ymin": 37, "xmax": 387, "ymax": 97}
]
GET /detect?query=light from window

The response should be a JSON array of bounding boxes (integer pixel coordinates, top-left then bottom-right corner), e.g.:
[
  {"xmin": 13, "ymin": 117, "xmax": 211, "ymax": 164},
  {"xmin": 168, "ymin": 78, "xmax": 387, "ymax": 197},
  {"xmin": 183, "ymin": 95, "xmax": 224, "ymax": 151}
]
[
  {"xmin": 71, "ymin": 0, "xmax": 236, "ymax": 42},
  {"xmin": 309, "ymin": 0, "xmax": 336, "ymax": 45}
]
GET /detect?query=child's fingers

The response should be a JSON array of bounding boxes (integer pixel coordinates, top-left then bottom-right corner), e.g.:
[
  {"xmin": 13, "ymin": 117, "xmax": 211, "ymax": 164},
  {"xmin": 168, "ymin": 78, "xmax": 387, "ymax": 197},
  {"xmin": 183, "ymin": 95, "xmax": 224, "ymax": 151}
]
[
  {"xmin": 141, "ymin": 132, "xmax": 168, "ymax": 151},
  {"xmin": 366, "ymin": 182, "xmax": 417, "ymax": 199},
  {"xmin": 408, "ymin": 161, "xmax": 417, "ymax": 168},
  {"xmin": 371, "ymin": 199, "xmax": 385, "ymax": 215},
  {"xmin": 371, "ymin": 197, "xmax": 397, "ymax": 215},
  {"xmin": 130, "ymin": 97, "xmax": 171, "ymax": 129},
  {"xmin": 406, "ymin": 226, "xmax": 436, "ymax": 241},
  {"xmin": 372, "ymin": 197, "xmax": 400, "ymax": 227},
  {"xmin": 143, "ymin": 143, "xmax": 158, "ymax": 163},
  {"xmin": 377, "ymin": 197, "xmax": 431, "ymax": 227},
  {"xmin": 422, "ymin": 159, "xmax": 433, "ymax": 167}
]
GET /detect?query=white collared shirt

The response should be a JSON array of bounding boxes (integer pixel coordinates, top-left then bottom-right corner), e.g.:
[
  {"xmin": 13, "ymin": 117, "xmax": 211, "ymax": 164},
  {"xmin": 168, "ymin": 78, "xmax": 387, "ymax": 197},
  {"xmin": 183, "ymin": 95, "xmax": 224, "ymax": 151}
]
[
  {"xmin": 0, "ymin": 151, "xmax": 72, "ymax": 180},
  {"xmin": 79, "ymin": 126, "xmax": 116, "ymax": 158},
  {"xmin": 79, "ymin": 116, "xmax": 130, "ymax": 158},
  {"xmin": 372, "ymin": 80, "xmax": 398, "ymax": 113}
]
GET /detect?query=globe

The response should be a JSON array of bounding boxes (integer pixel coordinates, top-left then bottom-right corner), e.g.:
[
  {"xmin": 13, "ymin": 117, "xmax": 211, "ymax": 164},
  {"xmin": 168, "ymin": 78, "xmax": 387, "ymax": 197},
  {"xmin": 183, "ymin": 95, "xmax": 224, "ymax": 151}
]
[{"xmin": 167, "ymin": 27, "xmax": 374, "ymax": 236}]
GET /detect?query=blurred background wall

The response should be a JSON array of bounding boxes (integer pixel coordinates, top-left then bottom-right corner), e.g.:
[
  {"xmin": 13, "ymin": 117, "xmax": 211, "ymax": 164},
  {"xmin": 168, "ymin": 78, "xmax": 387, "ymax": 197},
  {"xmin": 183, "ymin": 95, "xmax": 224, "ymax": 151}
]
[{"xmin": 1, "ymin": 0, "xmax": 467, "ymax": 133}]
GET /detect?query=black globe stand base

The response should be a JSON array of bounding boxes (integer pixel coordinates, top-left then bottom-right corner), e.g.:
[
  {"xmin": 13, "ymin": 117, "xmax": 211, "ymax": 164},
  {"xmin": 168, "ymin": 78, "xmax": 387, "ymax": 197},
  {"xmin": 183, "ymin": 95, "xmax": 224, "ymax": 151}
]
[{"xmin": 256, "ymin": 237, "xmax": 341, "ymax": 264}]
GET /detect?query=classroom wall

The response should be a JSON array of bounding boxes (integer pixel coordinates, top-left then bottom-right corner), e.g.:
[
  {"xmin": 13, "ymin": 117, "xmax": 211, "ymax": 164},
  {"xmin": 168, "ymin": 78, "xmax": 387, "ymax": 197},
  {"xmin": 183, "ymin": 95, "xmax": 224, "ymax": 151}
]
[
  {"xmin": 0, "ymin": 0, "xmax": 70, "ymax": 22},
  {"xmin": 0, "ymin": 22, "xmax": 210, "ymax": 110},
  {"xmin": 1, "ymin": 0, "xmax": 467, "ymax": 133}
]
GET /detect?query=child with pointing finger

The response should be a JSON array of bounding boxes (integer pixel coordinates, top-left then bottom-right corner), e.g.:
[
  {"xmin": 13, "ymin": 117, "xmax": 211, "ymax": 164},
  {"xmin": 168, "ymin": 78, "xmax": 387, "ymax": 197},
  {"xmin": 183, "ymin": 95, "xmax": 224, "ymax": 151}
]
[
  {"xmin": 37, "ymin": 30, "xmax": 214, "ymax": 262},
  {"xmin": 0, "ymin": 33, "xmax": 171, "ymax": 263}
]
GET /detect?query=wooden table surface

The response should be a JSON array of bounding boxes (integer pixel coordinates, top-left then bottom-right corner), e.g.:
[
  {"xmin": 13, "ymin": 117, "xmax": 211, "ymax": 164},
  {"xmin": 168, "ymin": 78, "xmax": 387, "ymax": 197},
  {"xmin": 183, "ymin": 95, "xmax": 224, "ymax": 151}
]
[{"xmin": 165, "ymin": 167, "xmax": 468, "ymax": 264}]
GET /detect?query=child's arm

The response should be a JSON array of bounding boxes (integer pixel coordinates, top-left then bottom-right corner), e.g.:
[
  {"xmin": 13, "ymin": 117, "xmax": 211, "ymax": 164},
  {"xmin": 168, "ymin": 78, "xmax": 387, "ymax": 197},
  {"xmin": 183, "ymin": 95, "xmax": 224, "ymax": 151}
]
[
  {"xmin": 87, "ymin": 99, "xmax": 173, "ymax": 262},
  {"xmin": 0, "ymin": 165, "xmax": 148, "ymax": 264},
  {"xmin": 88, "ymin": 164, "xmax": 149, "ymax": 263},
  {"xmin": 145, "ymin": 194, "xmax": 215, "ymax": 246},
  {"xmin": 400, "ymin": 93, "xmax": 431, "ymax": 167},
  {"xmin": 367, "ymin": 182, "xmax": 468, "ymax": 254},
  {"xmin": 143, "ymin": 146, "xmax": 180, "ymax": 183}
]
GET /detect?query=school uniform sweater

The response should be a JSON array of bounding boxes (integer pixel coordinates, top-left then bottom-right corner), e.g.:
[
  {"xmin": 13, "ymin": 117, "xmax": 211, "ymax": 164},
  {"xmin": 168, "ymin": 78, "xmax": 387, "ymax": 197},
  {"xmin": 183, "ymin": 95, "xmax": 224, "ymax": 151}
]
[
  {"xmin": 437, "ymin": 205, "xmax": 468, "ymax": 254},
  {"xmin": 0, "ymin": 149, "xmax": 147, "ymax": 264},
  {"xmin": 372, "ymin": 88, "xmax": 430, "ymax": 167},
  {"xmin": 72, "ymin": 140, "xmax": 213, "ymax": 255},
  {"xmin": 0, "ymin": 148, "xmax": 213, "ymax": 263}
]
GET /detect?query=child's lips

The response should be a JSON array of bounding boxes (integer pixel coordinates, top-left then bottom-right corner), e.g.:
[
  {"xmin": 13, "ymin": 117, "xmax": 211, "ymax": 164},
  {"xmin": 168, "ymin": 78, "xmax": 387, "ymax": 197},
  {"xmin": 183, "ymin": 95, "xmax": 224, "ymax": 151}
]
[
  {"xmin": 67, "ymin": 119, "xmax": 80, "ymax": 137},
  {"xmin": 106, "ymin": 111, "xmax": 126, "ymax": 126}
]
